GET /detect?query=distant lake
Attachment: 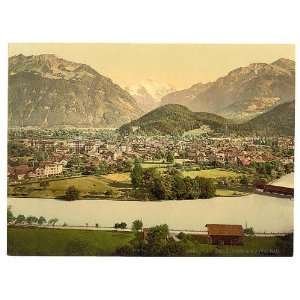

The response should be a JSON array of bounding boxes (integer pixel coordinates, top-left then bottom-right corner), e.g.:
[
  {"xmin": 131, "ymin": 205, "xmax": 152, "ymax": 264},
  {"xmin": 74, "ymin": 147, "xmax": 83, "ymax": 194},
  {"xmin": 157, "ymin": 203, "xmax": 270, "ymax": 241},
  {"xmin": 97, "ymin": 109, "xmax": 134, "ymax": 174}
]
[{"xmin": 8, "ymin": 173, "xmax": 294, "ymax": 233}]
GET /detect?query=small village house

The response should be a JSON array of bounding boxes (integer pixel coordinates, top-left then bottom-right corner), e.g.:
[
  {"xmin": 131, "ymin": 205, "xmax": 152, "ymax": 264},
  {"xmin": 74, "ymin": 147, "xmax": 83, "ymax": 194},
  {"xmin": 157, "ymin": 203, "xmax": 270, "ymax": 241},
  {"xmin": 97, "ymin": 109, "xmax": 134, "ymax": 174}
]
[{"xmin": 206, "ymin": 224, "xmax": 244, "ymax": 245}]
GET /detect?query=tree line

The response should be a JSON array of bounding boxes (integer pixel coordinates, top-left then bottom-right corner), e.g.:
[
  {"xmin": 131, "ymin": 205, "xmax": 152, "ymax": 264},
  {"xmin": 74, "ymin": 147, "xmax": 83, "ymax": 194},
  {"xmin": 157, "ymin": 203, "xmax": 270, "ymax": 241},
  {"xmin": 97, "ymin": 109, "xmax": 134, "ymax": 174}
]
[
  {"xmin": 130, "ymin": 160, "xmax": 216, "ymax": 200},
  {"xmin": 7, "ymin": 206, "xmax": 59, "ymax": 226}
]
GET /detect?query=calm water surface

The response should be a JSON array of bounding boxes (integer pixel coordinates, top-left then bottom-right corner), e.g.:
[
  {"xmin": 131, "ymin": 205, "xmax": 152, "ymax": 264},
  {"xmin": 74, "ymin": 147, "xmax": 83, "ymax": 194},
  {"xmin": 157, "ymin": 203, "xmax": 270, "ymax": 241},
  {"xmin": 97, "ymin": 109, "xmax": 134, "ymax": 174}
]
[{"xmin": 8, "ymin": 173, "xmax": 294, "ymax": 232}]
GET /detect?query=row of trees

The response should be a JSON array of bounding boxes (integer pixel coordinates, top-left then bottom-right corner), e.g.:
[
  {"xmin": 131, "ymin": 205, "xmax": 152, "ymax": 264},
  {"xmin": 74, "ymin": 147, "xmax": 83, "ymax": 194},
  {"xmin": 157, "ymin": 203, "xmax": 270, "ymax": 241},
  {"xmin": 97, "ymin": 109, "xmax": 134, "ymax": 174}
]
[
  {"xmin": 146, "ymin": 172, "xmax": 215, "ymax": 200},
  {"xmin": 114, "ymin": 222, "xmax": 127, "ymax": 229},
  {"xmin": 7, "ymin": 206, "xmax": 59, "ymax": 226},
  {"xmin": 153, "ymin": 150, "xmax": 175, "ymax": 163},
  {"xmin": 251, "ymin": 161, "xmax": 293, "ymax": 182},
  {"xmin": 114, "ymin": 219, "xmax": 143, "ymax": 231},
  {"xmin": 131, "ymin": 160, "xmax": 216, "ymax": 200}
]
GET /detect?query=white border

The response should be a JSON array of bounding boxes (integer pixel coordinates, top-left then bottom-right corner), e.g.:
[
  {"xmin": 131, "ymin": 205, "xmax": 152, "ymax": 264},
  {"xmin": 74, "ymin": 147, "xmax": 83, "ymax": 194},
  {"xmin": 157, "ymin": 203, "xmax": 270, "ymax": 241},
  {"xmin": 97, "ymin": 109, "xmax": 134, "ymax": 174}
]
[{"xmin": 0, "ymin": 1, "xmax": 299, "ymax": 300}]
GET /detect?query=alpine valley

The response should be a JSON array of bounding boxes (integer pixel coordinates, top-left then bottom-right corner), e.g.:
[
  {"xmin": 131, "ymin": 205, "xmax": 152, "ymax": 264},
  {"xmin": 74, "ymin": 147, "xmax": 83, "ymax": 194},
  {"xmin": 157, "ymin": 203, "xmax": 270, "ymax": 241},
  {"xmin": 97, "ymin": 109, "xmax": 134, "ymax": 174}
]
[{"xmin": 7, "ymin": 46, "xmax": 295, "ymax": 258}]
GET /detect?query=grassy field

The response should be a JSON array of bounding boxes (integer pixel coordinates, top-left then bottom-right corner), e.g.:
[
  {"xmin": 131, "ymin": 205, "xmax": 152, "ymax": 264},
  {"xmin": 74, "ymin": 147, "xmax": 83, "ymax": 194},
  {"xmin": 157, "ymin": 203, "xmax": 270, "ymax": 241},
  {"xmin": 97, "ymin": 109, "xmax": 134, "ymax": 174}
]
[
  {"xmin": 8, "ymin": 176, "xmax": 113, "ymax": 199},
  {"xmin": 8, "ymin": 227, "xmax": 134, "ymax": 256},
  {"xmin": 141, "ymin": 161, "xmax": 171, "ymax": 169},
  {"xmin": 182, "ymin": 168, "xmax": 240, "ymax": 179},
  {"xmin": 215, "ymin": 189, "xmax": 248, "ymax": 197},
  {"xmin": 8, "ymin": 167, "xmax": 247, "ymax": 199},
  {"xmin": 7, "ymin": 227, "xmax": 286, "ymax": 256},
  {"xmin": 183, "ymin": 235, "xmax": 283, "ymax": 256},
  {"xmin": 101, "ymin": 172, "xmax": 131, "ymax": 184}
]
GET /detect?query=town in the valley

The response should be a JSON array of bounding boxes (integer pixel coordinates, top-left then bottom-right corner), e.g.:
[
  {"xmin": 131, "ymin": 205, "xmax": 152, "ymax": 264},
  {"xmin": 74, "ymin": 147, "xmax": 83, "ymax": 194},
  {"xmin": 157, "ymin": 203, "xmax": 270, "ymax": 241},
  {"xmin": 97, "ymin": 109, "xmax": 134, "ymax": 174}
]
[
  {"xmin": 7, "ymin": 127, "xmax": 294, "ymax": 256},
  {"xmin": 8, "ymin": 128, "xmax": 294, "ymax": 192},
  {"xmin": 7, "ymin": 45, "xmax": 295, "ymax": 256}
]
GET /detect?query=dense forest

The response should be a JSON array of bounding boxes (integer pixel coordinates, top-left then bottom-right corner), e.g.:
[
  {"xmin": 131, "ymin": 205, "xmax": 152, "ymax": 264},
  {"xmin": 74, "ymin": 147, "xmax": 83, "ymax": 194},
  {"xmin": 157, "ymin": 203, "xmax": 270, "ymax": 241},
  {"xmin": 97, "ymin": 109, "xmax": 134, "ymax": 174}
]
[
  {"xmin": 236, "ymin": 101, "xmax": 295, "ymax": 136},
  {"xmin": 119, "ymin": 104, "xmax": 233, "ymax": 135},
  {"xmin": 119, "ymin": 102, "xmax": 295, "ymax": 137}
]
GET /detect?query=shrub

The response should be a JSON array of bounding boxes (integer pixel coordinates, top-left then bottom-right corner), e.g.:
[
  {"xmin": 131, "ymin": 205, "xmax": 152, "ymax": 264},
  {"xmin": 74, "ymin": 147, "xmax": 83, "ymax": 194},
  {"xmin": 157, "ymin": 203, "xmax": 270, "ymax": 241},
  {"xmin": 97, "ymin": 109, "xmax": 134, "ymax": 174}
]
[
  {"xmin": 132, "ymin": 219, "xmax": 143, "ymax": 232},
  {"xmin": 7, "ymin": 206, "xmax": 15, "ymax": 223},
  {"xmin": 65, "ymin": 186, "xmax": 80, "ymax": 201},
  {"xmin": 244, "ymin": 227, "xmax": 255, "ymax": 235},
  {"xmin": 37, "ymin": 216, "xmax": 47, "ymax": 225},
  {"xmin": 114, "ymin": 222, "xmax": 127, "ymax": 229},
  {"xmin": 15, "ymin": 214, "xmax": 26, "ymax": 224},
  {"xmin": 177, "ymin": 232, "xmax": 186, "ymax": 240}
]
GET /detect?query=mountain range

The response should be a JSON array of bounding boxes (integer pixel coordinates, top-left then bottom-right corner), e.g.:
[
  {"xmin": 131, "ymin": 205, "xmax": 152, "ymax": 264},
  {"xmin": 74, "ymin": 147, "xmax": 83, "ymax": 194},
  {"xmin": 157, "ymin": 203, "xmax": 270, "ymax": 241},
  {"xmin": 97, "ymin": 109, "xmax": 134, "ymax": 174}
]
[
  {"xmin": 8, "ymin": 54, "xmax": 142, "ymax": 128},
  {"xmin": 8, "ymin": 54, "xmax": 295, "ymax": 130},
  {"xmin": 125, "ymin": 79, "xmax": 175, "ymax": 112},
  {"xmin": 161, "ymin": 58, "xmax": 295, "ymax": 120},
  {"xmin": 119, "ymin": 102, "xmax": 295, "ymax": 136}
]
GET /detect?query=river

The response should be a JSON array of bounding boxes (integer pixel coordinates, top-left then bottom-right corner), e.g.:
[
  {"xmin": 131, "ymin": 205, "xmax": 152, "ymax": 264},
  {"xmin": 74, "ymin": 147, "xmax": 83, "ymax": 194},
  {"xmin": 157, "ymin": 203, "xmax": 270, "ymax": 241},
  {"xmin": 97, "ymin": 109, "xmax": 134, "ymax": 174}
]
[{"xmin": 8, "ymin": 173, "xmax": 294, "ymax": 233}]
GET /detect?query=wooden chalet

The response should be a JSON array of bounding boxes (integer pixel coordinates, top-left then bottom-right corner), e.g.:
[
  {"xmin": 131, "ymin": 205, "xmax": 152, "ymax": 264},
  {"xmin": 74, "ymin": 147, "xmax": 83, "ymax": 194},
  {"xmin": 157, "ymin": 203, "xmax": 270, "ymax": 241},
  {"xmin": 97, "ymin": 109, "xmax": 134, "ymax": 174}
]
[
  {"xmin": 263, "ymin": 185, "xmax": 294, "ymax": 197},
  {"xmin": 254, "ymin": 180, "xmax": 294, "ymax": 198},
  {"xmin": 206, "ymin": 224, "xmax": 244, "ymax": 245}
]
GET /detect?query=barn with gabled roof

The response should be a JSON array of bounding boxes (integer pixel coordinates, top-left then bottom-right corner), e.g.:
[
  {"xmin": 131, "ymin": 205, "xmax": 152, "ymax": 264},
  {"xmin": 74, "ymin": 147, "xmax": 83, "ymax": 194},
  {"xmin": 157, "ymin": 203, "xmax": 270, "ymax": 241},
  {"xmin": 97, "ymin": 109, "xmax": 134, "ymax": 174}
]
[{"xmin": 206, "ymin": 224, "xmax": 244, "ymax": 245}]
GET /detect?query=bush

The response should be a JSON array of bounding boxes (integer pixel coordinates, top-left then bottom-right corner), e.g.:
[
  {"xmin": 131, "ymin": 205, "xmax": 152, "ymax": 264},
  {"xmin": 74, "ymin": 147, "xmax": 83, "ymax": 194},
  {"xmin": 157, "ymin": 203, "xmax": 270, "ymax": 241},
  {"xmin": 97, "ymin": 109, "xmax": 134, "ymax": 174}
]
[
  {"xmin": 15, "ymin": 214, "xmax": 26, "ymax": 224},
  {"xmin": 65, "ymin": 186, "xmax": 80, "ymax": 201},
  {"xmin": 114, "ymin": 222, "xmax": 127, "ymax": 229},
  {"xmin": 132, "ymin": 219, "xmax": 143, "ymax": 232},
  {"xmin": 37, "ymin": 216, "xmax": 47, "ymax": 225},
  {"xmin": 177, "ymin": 232, "xmax": 186, "ymax": 240},
  {"xmin": 7, "ymin": 206, "xmax": 15, "ymax": 223},
  {"xmin": 26, "ymin": 216, "xmax": 38, "ymax": 225},
  {"xmin": 244, "ymin": 227, "xmax": 255, "ymax": 235}
]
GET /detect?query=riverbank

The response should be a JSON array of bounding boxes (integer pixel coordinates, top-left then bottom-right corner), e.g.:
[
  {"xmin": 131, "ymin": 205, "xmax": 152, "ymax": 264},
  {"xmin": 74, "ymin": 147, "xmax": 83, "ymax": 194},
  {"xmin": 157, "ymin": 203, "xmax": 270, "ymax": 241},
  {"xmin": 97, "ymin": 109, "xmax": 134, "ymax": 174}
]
[
  {"xmin": 7, "ymin": 169, "xmax": 248, "ymax": 200},
  {"xmin": 8, "ymin": 173, "xmax": 294, "ymax": 233},
  {"xmin": 8, "ymin": 192, "xmax": 293, "ymax": 232}
]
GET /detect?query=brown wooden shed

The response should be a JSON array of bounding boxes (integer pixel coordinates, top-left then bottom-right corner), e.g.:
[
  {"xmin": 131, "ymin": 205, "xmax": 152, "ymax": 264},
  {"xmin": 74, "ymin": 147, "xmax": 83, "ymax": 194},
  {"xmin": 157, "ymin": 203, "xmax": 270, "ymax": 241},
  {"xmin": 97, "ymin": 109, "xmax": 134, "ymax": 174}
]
[
  {"xmin": 206, "ymin": 224, "xmax": 244, "ymax": 245},
  {"xmin": 263, "ymin": 185, "xmax": 294, "ymax": 197}
]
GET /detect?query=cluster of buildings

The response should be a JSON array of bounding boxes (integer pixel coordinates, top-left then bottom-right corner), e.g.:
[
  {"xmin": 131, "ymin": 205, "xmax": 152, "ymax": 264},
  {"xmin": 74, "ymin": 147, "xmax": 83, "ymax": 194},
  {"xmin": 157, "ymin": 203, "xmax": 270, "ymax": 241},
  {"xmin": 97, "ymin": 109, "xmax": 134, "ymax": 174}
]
[
  {"xmin": 7, "ymin": 134, "xmax": 294, "ymax": 183},
  {"xmin": 183, "ymin": 137, "xmax": 294, "ymax": 167},
  {"xmin": 8, "ymin": 162, "xmax": 64, "ymax": 181}
]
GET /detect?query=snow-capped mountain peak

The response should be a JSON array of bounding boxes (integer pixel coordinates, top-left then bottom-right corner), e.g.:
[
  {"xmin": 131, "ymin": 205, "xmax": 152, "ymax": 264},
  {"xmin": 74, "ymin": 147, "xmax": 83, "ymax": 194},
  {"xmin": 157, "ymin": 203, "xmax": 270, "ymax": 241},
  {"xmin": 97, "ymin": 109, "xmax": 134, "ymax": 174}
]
[{"xmin": 125, "ymin": 79, "xmax": 176, "ymax": 112}]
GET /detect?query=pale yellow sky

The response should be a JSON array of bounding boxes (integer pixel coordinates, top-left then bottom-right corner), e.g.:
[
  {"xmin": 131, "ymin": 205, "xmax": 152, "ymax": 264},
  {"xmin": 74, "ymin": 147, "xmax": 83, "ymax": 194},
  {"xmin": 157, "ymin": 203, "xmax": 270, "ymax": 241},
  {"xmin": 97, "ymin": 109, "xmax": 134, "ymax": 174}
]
[{"xmin": 9, "ymin": 44, "xmax": 295, "ymax": 89}]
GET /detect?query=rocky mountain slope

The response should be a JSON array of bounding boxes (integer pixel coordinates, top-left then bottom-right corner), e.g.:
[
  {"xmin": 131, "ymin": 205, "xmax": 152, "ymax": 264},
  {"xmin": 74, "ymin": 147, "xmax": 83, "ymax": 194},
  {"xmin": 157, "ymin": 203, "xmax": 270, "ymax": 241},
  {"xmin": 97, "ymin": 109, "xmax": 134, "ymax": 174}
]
[
  {"xmin": 161, "ymin": 58, "xmax": 295, "ymax": 120},
  {"xmin": 8, "ymin": 54, "xmax": 142, "ymax": 128},
  {"xmin": 125, "ymin": 79, "xmax": 175, "ymax": 112}
]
